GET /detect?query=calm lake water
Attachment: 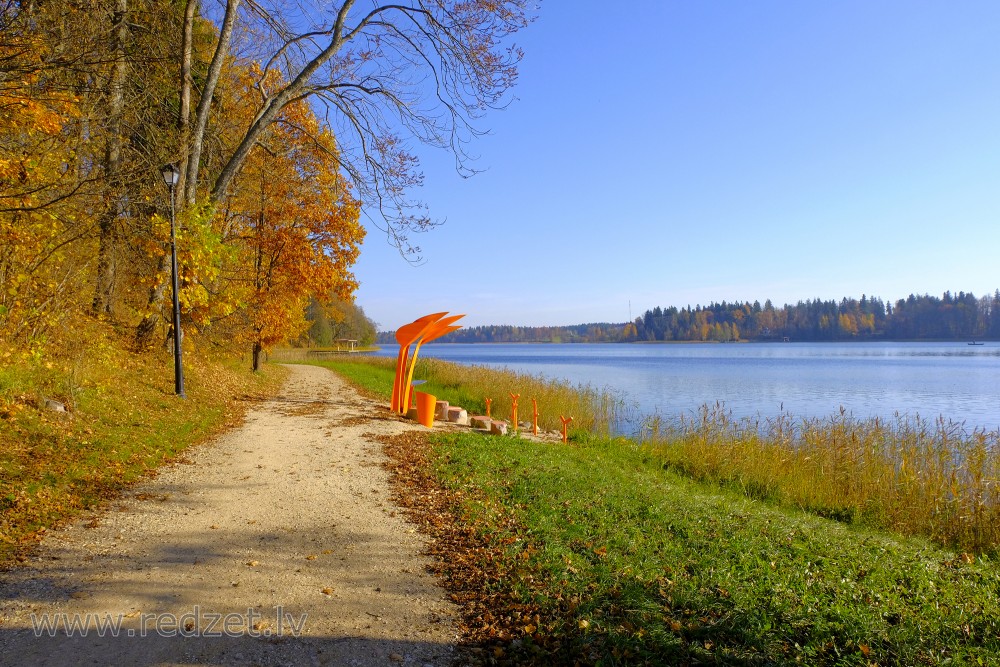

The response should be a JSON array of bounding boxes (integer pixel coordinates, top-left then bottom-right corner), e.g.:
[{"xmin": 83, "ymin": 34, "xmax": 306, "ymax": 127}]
[{"xmin": 373, "ymin": 342, "xmax": 1000, "ymax": 433}]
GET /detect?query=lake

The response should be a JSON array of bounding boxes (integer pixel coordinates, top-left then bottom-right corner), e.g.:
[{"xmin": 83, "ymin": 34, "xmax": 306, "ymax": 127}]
[{"xmin": 372, "ymin": 342, "xmax": 1000, "ymax": 433}]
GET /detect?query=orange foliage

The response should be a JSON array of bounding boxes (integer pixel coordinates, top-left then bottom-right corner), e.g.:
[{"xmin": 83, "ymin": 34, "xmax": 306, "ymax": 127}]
[{"xmin": 217, "ymin": 74, "xmax": 364, "ymax": 365}]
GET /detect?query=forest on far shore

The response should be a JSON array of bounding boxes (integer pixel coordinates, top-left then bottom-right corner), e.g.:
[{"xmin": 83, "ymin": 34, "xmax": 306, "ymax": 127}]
[{"xmin": 377, "ymin": 290, "xmax": 1000, "ymax": 344}]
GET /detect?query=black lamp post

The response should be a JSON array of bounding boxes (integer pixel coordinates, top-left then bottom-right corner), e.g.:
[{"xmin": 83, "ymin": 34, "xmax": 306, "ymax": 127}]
[{"xmin": 160, "ymin": 164, "xmax": 186, "ymax": 398}]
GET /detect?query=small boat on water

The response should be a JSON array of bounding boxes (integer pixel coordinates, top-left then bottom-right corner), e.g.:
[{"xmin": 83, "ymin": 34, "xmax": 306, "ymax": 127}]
[{"xmin": 969, "ymin": 341, "xmax": 984, "ymax": 345}]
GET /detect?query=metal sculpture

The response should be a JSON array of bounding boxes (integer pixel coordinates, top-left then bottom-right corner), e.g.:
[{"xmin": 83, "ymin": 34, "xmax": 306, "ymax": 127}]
[
  {"xmin": 509, "ymin": 393, "xmax": 520, "ymax": 433},
  {"xmin": 560, "ymin": 416, "xmax": 573, "ymax": 444},
  {"xmin": 390, "ymin": 312, "xmax": 465, "ymax": 416}
]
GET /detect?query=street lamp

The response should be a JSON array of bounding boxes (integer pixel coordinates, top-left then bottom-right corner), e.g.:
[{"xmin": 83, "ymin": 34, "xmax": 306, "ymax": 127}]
[{"xmin": 160, "ymin": 163, "xmax": 185, "ymax": 398}]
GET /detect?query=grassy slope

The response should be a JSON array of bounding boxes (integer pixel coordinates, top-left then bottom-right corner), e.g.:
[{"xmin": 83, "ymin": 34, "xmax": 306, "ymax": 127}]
[
  {"xmin": 325, "ymin": 358, "xmax": 1000, "ymax": 665},
  {"xmin": 433, "ymin": 432, "xmax": 999, "ymax": 665},
  {"xmin": 0, "ymin": 319, "xmax": 286, "ymax": 565}
]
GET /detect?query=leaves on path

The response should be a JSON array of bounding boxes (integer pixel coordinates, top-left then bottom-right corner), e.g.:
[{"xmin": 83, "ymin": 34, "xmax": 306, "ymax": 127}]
[{"xmin": 377, "ymin": 431, "xmax": 571, "ymax": 665}]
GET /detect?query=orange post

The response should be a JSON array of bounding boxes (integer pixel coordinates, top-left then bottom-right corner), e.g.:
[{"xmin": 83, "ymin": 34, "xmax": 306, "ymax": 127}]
[
  {"xmin": 532, "ymin": 399, "xmax": 539, "ymax": 436},
  {"xmin": 510, "ymin": 393, "xmax": 520, "ymax": 433},
  {"xmin": 560, "ymin": 416, "xmax": 573, "ymax": 444},
  {"xmin": 414, "ymin": 390, "xmax": 436, "ymax": 428},
  {"xmin": 485, "ymin": 398, "xmax": 492, "ymax": 418}
]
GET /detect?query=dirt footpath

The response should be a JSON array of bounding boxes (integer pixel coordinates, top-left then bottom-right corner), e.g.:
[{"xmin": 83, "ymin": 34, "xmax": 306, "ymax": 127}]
[{"xmin": 0, "ymin": 364, "xmax": 461, "ymax": 666}]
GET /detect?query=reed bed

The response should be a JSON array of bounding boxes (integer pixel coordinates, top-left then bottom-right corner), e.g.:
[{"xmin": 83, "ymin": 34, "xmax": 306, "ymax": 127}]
[{"xmin": 644, "ymin": 404, "xmax": 1000, "ymax": 553}]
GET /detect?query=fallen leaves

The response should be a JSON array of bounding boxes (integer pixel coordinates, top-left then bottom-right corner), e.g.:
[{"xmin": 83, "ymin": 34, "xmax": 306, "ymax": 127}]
[{"xmin": 376, "ymin": 431, "xmax": 560, "ymax": 663}]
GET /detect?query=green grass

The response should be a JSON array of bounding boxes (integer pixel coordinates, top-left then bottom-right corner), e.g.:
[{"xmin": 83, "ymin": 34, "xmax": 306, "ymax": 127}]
[{"xmin": 428, "ymin": 431, "xmax": 1000, "ymax": 665}]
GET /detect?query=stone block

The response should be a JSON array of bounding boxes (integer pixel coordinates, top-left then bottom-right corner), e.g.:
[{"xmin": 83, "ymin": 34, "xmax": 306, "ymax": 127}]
[
  {"xmin": 435, "ymin": 400, "xmax": 450, "ymax": 421},
  {"xmin": 470, "ymin": 415, "xmax": 492, "ymax": 429},
  {"xmin": 447, "ymin": 407, "xmax": 469, "ymax": 425},
  {"xmin": 490, "ymin": 420, "xmax": 508, "ymax": 436}
]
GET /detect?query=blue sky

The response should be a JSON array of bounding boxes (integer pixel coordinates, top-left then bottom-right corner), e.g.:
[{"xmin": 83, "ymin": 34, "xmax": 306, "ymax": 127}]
[{"xmin": 352, "ymin": 1, "xmax": 1000, "ymax": 331}]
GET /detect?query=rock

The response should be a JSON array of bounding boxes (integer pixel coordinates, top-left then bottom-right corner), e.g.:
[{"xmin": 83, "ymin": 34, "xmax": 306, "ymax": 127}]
[
  {"xmin": 44, "ymin": 398, "xmax": 66, "ymax": 413},
  {"xmin": 447, "ymin": 407, "xmax": 468, "ymax": 425},
  {"xmin": 434, "ymin": 400, "xmax": 449, "ymax": 420},
  {"xmin": 490, "ymin": 420, "xmax": 508, "ymax": 436},
  {"xmin": 406, "ymin": 407, "xmax": 418, "ymax": 421}
]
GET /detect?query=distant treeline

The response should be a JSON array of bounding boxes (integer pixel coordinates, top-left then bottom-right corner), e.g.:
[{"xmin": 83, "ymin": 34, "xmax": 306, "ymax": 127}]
[{"xmin": 377, "ymin": 291, "xmax": 1000, "ymax": 343}]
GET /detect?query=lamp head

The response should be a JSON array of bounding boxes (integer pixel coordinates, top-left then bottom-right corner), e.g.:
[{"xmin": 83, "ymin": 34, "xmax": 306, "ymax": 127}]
[{"xmin": 160, "ymin": 163, "xmax": 180, "ymax": 187}]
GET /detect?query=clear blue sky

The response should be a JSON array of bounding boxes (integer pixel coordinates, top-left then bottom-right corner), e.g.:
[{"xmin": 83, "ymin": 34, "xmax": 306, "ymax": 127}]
[{"xmin": 352, "ymin": 1, "xmax": 1000, "ymax": 331}]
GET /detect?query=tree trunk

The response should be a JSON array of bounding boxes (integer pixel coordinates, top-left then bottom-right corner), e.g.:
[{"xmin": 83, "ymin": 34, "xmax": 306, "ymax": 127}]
[
  {"xmin": 252, "ymin": 340, "xmax": 263, "ymax": 372},
  {"xmin": 134, "ymin": 252, "xmax": 168, "ymax": 350},
  {"xmin": 91, "ymin": 0, "xmax": 129, "ymax": 316},
  {"xmin": 185, "ymin": 0, "xmax": 241, "ymax": 206},
  {"xmin": 176, "ymin": 0, "xmax": 196, "ymax": 198}
]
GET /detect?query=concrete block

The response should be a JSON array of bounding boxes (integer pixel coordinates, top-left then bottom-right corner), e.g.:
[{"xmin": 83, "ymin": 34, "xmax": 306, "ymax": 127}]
[
  {"xmin": 490, "ymin": 420, "xmax": 508, "ymax": 436},
  {"xmin": 435, "ymin": 400, "xmax": 450, "ymax": 421}
]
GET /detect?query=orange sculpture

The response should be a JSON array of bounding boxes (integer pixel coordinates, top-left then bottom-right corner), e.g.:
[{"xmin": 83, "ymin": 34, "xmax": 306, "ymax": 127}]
[
  {"xmin": 509, "ymin": 393, "xmax": 520, "ymax": 433},
  {"xmin": 391, "ymin": 312, "xmax": 446, "ymax": 413},
  {"xmin": 391, "ymin": 312, "xmax": 465, "ymax": 415},
  {"xmin": 532, "ymin": 398, "xmax": 539, "ymax": 436},
  {"xmin": 484, "ymin": 398, "xmax": 492, "ymax": 418},
  {"xmin": 560, "ymin": 416, "xmax": 573, "ymax": 444}
]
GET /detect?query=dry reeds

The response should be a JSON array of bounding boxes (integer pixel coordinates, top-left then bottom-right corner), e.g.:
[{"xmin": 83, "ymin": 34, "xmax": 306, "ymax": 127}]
[{"xmin": 644, "ymin": 405, "xmax": 1000, "ymax": 553}]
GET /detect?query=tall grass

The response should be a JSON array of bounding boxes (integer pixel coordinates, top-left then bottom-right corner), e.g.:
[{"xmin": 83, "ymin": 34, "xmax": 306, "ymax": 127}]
[{"xmin": 644, "ymin": 404, "xmax": 1000, "ymax": 553}]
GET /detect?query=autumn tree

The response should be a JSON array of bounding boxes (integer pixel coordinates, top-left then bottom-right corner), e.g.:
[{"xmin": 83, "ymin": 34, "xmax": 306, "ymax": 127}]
[
  {"xmin": 302, "ymin": 297, "xmax": 377, "ymax": 348},
  {"xmin": 214, "ymin": 88, "xmax": 364, "ymax": 370},
  {"xmin": 0, "ymin": 3, "xmax": 94, "ymax": 344},
  {"xmin": 179, "ymin": 0, "xmax": 530, "ymax": 235},
  {"xmin": 130, "ymin": 0, "xmax": 532, "ymax": 348}
]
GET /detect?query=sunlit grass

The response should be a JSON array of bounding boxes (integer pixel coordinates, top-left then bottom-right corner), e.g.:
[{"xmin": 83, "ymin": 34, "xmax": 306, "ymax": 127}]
[
  {"xmin": 317, "ymin": 354, "xmax": 1000, "ymax": 555},
  {"xmin": 426, "ymin": 429, "xmax": 1000, "ymax": 664}
]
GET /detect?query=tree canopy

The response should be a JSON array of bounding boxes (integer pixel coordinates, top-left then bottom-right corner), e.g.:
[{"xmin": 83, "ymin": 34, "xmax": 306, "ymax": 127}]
[
  {"xmin": 0, "ymin": 0, "xmax": 534, "ymax": 365},
  {"xmin": 384, "ymin": 291, "xmax": 1000, "ymax": 344}
]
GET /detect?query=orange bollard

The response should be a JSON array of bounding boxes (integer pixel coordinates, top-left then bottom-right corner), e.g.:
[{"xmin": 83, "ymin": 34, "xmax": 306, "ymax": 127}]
[
  {"xmin": 560, "ymin": 416, "xmax": 573, "ymax": 444},
  {"xmin": 532, "ymin": 399, "xmax": 539, "ymax": 436},
  {"xmin": 510, "ymin": 393, "xmax": 520, "ymax": 433},
  {"xmin": 414, "ymin": 391, "xmax": 436, "ymax": 428},
  {"xmin": 485, "ymin": 398, "xmax": 492, "ymax": 419}
]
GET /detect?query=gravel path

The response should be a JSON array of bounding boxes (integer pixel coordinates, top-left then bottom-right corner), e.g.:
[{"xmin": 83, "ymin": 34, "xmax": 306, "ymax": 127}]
[{"xmin": 0, "ymin": 364, "xmax": 460, "ymax": 666}]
